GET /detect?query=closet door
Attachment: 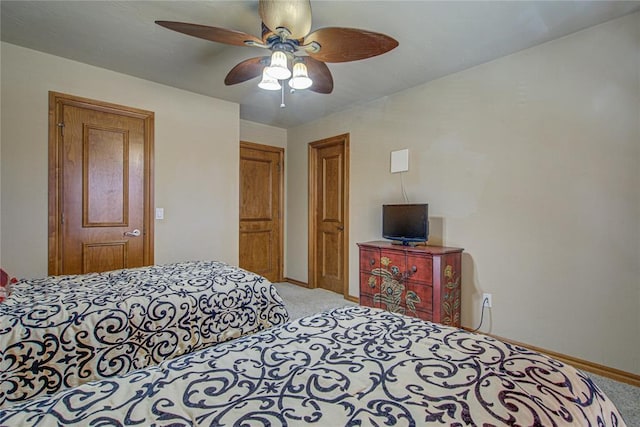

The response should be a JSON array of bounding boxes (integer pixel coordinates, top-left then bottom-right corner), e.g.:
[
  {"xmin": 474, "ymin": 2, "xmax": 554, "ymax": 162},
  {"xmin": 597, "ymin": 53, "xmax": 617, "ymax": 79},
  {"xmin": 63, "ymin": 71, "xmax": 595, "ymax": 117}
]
[
  {"xmin": 239, "ymin": 142, "xmax": 283, "ymax": 282},
  {"xmin": 308, "ymin": 134, "xmax": 349, "ymax": 296}
]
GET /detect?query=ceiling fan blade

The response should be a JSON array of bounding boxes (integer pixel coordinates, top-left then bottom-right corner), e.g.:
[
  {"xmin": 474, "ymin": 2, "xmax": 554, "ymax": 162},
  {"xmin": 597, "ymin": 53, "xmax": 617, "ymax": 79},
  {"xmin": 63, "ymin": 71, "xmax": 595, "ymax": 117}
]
[
  {"xmin": 259, "ymin": 0, "xmax": 312, "ymax": 39},
  {"xmin": 156, "ymin": 21, "xmax": 262, "ymax": 47},
  {"xmin": 304, "ymin": 27, "xmax": 398, "ymax": 63},
  {"xmin": 304, "ymin": 57, "xmax": 333, "ymax": 94},
  {"xmin": 225, "ymin": 57, "xmax": 269, "ymax": 85}
]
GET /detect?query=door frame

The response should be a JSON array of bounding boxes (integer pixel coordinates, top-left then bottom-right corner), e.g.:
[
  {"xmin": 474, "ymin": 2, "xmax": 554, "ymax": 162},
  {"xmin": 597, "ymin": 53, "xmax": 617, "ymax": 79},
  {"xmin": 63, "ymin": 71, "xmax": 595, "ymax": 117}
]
[
  {"xmin": 48, "ymin": 91, "xmax": 155, "ymax": 275},
  {"xmin": 307, "ymin": 133, "xmax": 350, "ymax": 297},
  {"xmin": 239, "ymin": 141, "xmax": 285, "ymax": 282}
]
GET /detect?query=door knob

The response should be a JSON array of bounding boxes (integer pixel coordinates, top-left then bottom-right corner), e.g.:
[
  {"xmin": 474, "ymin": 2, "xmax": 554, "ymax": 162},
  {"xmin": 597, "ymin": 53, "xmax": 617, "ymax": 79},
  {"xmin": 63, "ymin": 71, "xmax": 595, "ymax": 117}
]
[
  {"xmin": 124, "ymin": 229, "xmax": 141, "ymax": 237},
  {"xmin": 337, "ymin": 225, "xmax": 344, "ymax": 231}
]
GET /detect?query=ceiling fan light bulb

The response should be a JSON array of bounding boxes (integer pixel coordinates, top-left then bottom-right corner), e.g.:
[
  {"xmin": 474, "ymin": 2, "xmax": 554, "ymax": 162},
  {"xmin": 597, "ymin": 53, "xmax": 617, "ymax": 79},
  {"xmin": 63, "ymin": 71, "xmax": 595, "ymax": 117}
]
[
  {"xmin": 266, "ymin": 51, "xmax": 291, "ymax": 80},
  {"xmin": 258, "ymin": 69, "xmax": 281, "ymax": 91},
  {"xmin": 289, "ymin": 62, "xmax": 312, "ymax": 90}
]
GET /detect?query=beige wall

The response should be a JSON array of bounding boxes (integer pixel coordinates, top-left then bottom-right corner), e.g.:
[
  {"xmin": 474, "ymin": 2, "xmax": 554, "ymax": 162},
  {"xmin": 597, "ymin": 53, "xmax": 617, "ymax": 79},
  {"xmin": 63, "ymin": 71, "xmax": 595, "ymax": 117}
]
[
  {"xmin": 287, "ymin": 12, "xmax": 640, "ymax": 374},
  {"xmin": 240, "ymin": 120, "xmax": 287, "ymax": 149},
  {"xmin": 1, "ymin": 42, "xmax": 240, "ymax": 278}
]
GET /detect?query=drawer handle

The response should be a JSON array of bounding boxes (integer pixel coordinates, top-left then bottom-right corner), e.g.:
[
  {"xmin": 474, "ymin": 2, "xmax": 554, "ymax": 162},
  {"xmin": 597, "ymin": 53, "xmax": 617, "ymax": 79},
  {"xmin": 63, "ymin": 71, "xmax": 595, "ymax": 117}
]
[
  {"xmin": 401, "ymin": 265, "xmax": 418, "ymax": 281},
  {"xmin": 369, "ymin": 258, "xmax": 375, "ymax": 266}
]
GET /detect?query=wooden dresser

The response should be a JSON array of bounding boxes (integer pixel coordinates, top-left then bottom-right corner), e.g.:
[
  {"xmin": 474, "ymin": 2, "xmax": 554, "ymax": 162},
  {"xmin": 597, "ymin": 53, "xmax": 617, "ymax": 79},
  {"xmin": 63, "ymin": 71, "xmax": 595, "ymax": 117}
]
[{"xmin": 357, "ymin": 241, "xmax": 463, "ymax": 327}]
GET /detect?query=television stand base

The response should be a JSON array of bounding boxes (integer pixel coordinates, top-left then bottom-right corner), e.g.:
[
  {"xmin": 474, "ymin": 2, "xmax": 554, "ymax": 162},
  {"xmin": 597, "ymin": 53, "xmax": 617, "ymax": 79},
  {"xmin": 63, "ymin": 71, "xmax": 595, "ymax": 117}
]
[{"xmin": 390, "ymin": 240, "xmax": 424, "ymax": 247}]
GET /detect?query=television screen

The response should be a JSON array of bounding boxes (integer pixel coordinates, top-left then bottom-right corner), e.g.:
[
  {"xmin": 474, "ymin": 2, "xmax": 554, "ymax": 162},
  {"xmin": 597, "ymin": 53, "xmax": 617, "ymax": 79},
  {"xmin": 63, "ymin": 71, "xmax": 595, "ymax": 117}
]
[{"xmin": 382, "ymin": 204, "xmax": 429, "ymax": 245}]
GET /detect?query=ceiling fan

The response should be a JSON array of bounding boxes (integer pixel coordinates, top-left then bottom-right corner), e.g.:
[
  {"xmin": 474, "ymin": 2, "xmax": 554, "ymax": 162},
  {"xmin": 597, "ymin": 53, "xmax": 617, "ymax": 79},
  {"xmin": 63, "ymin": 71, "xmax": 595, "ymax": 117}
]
[{"xmin": 156, "ymin": 0, "xmax": 398, "ymax": 96}]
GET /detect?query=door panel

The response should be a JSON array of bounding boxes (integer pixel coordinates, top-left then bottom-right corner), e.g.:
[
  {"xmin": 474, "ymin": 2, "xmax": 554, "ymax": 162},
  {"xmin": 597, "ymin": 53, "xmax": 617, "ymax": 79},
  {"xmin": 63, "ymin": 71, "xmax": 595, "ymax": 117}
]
[
  {"xmin": 84, "ymin": 125, "xmax": 128, "ymax": 226},
  {"xmin": 240, "ymin": 156, "xmax": 272, "ymax": 219},
  {"xmin": 309, "ymin": 134, "xmax": 349, "ymax": 296},
  {"xmin": 49, "ymin": 92, "xmax": 153, "ymax": 275},
  {"xmin": 239, "ymin": 230, "xmax": 273, "ymax": 273},
  {"xmin": 83, "ymin": 242, "xmax": 127, "ymax": 273},
  {"xmin": 321, "ymin": 153, "xmax": 342, "ymax": 222},
  {"xmin": 239, "ymin": 142, "xmax": 283, "ymax": 282},
  {"xmin": 321, "ymin": 229, "xmax": 340, "ymax": 279}
]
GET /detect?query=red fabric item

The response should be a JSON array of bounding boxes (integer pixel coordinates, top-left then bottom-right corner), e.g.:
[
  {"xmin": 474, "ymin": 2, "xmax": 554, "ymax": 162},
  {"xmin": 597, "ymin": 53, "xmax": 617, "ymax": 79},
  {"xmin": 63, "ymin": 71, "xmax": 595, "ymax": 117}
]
[{"xmin": 0, "ymin": 268, "xmax": 17, "ymax": 303}]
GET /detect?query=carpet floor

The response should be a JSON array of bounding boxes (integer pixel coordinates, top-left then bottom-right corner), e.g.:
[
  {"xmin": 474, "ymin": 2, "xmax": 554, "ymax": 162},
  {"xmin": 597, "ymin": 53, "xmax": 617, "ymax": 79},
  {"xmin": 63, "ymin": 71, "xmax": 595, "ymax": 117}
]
[{"xmin": 274, "ymin": 281, "xmax": 640, "ymax": 426}]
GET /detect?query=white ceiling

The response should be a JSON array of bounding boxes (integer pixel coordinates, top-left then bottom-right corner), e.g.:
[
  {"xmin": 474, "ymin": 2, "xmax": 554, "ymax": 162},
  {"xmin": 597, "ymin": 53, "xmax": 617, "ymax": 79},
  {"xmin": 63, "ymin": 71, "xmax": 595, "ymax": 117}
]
[{"xmin": 2, "ymin": 1, "xmax": 639, "ymax": 129}]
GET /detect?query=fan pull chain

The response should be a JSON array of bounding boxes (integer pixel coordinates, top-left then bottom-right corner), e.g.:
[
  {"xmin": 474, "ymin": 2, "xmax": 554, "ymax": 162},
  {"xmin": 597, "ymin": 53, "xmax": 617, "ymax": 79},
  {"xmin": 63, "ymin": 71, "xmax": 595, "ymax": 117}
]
[{"xmin": 280, "ymin": 85, "xmax": 286, "ymax": 108}]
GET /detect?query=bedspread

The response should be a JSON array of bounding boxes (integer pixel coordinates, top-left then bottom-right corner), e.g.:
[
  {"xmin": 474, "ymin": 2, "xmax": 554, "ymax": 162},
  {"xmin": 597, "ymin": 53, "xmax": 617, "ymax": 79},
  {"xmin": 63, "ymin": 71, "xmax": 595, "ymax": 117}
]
[
  {"xmin": 0, "ymin": 306, "xmax": 625, "ymax": 426},
  {"xmin": 0, "ymin": 260, "xmax": 289, "ymax": 408}
]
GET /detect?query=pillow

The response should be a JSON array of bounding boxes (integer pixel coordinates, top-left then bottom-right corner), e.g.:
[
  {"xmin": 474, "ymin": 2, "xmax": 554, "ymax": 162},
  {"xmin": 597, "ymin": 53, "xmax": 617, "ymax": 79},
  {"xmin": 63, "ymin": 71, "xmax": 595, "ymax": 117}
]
[{"xmin": 0, "ymin": 268, "xmax": 17, "ymax": 303}]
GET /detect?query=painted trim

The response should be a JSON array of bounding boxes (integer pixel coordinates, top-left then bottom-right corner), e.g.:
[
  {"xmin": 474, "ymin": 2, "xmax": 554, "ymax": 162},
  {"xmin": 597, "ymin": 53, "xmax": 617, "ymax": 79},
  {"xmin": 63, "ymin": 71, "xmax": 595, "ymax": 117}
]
[
  {"xmin": 283, "ymin": 278, "xmax": 358, "ymax": 303},
  {"xmin": 462, "ymin": 327, "xmax": 640, "ymax": 387},
  {"xmin": 283, "ymin": 277, "xmax": 309, "ymax": 288},
  {"xmin": 345, "ymin": 294, "xmax": 359, "ymax": 303}
]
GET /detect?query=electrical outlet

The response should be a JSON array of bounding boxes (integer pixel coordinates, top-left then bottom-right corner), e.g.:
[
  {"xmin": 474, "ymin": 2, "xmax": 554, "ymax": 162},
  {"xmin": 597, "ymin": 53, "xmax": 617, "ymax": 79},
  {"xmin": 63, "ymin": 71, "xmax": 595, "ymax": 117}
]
[{"xmin": 482, "ymin": 293, "xmax": 492, "ymax": 308}]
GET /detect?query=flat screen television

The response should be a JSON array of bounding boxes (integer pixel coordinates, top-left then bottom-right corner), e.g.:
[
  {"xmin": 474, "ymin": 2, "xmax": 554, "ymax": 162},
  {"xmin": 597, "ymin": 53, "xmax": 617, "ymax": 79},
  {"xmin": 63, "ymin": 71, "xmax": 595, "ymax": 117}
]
[{"xmin": 382, "ymin": 203, "xmax": 429, "ymax": 245}]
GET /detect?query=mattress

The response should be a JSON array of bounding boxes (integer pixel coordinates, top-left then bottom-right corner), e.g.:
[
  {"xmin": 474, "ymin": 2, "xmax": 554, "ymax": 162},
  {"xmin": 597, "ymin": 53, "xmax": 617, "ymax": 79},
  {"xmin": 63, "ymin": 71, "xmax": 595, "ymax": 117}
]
[
  {"xmin": 0, "ymin": 260, "xmax": 289, "ymax": 408},
  {"xmin": 0, "ymin": 305, "xmax": 625, "ymax": 426}
]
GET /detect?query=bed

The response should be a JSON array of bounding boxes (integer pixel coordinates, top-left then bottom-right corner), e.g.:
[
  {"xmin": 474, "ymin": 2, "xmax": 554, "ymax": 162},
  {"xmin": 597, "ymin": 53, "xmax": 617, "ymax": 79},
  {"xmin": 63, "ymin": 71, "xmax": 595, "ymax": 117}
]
[
  {"xmin": 0, "ymin": 260, "xmax": 289, "ymax": 408},
  {"xmin": 0, "ymin": 305, "xmax": 625, "ymax": 426}
]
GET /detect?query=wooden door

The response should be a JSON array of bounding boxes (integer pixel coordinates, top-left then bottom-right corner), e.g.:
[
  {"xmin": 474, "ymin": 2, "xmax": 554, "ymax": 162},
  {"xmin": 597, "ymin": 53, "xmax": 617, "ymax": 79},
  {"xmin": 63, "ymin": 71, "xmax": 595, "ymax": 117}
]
[
  {"xmin": 308, "ymin": 134, "xmax": 349, "ymax": 295},
  {"xmin": 239, "ymin": 142, "xmax": 283, "ymax": 282},
  {"xmin": 49, "ymin": 92, "xmax": 154, "ymax": 275}
]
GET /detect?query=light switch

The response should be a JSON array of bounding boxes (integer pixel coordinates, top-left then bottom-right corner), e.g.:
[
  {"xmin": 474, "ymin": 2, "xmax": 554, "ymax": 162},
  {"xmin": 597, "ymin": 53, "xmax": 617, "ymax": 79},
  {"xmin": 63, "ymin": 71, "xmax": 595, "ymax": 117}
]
[
  {"xmin": 391, "ymin": 149, "xmax": 409, "ymax": 173},
  {"xmin": 155, "ymin": 208, "xmax": 164, "ymax": 220}
]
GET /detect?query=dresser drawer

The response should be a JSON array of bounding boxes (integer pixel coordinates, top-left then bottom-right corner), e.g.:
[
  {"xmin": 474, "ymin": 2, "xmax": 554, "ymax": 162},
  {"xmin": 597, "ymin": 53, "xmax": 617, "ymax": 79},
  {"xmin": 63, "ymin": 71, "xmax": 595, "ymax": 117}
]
[
  {"xmin": 360, "ymin": 272, "xmax": 379, "ymax": 295},
  {"xmin": 379, "ymin": 249, "xmax": 406, "ymax": 278},
  {"xmin": 359, "ymin": 248, "xmax": 380, "ymax": 272},
  {"xmin": 359, "ymin": 272, "xmax": 379, "ymax": 309},
  {"xmin": 406, "ymin": 254, "xmax": 432, "ymax": 284},
  {"xmin": 404, "ymin": 280, "xmax": 433, "ymax": 313}
]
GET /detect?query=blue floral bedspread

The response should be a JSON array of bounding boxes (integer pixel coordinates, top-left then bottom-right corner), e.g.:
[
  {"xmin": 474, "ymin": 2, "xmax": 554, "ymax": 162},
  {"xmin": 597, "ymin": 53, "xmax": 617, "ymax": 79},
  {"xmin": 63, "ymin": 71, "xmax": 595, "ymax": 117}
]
[
  {"xmin": 0, "ymin": 306, "xmax": 625, "ymax": 426},
  {"xmin": 0, "ymin": 260, "xmax": 289, "ymax": 408}
]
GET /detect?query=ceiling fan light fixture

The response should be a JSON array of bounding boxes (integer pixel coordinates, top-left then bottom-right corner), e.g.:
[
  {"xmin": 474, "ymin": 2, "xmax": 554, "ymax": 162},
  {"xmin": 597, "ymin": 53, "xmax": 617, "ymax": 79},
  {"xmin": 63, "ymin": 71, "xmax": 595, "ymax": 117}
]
[
  {"xmin": 258, "ymin": 68, "xmax": 281, "ymax": 90},
  {"xmin": 265, "ymin": 51, "xmax": 291, "ymax": 80},
  {"xmin": 289, "ymin": 62, "xmax": 313, "ymax": 90}
]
